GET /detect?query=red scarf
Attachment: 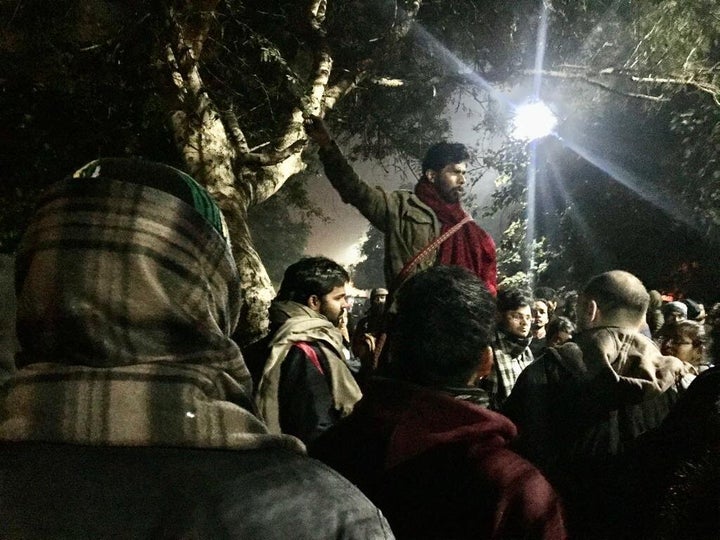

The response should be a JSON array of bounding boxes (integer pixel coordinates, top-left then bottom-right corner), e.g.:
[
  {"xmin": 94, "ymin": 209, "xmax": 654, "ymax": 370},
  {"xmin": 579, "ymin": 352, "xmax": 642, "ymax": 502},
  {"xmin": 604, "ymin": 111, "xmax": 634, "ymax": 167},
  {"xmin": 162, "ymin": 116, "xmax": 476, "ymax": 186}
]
[{"xmin": 415, "ymin": 180, "xmax": 497, "ymax": 295}]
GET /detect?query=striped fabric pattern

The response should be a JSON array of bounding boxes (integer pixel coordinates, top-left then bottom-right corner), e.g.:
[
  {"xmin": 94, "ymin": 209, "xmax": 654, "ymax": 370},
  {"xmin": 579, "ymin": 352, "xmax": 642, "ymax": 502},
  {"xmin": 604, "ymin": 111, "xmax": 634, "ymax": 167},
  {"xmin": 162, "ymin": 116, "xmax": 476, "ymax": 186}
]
[{"xmin": 1, "ymin": 177, "xmax": 303, "ymax": 452}]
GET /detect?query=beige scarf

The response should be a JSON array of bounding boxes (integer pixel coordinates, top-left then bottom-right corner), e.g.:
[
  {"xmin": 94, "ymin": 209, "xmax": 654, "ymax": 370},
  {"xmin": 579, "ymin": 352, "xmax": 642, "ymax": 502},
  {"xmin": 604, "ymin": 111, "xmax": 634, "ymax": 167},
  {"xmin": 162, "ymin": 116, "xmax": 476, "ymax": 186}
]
[{"xmin": 256, "ymin": 301, "xmax": 362, "ymax": 434}]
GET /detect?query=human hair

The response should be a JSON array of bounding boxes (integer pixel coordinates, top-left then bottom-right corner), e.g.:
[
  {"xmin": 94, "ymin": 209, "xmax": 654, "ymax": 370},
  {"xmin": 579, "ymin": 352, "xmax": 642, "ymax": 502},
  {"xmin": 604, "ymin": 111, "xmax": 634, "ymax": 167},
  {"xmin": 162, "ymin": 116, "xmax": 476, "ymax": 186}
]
[
  {"xmin": 389, "ymin": 265, "xmax": 495, "ymax": 387},
  {"xmin": 534, "ymin": 286, "xmax": 556, "ymax": 302},
  {"xmin": 275, "ymin": 256, "xmax": 349, "ymax": 305},
  {"xmin": 421, "ymin": 142, "xmax": 470, "ymax": 176},
  {"xmin": 546, "ymin": 316, "xmax": 576, "ymax": 344},
  {"xmin": 496, "ymin": 287, "xmax": 533, "ymax": 314},
  {"xmin": 558, "ymin": 290, "xmax": 578, "ymax": 323},
  {"xmin": 669, "ymin": 320, "xmax": 707, "ymax": 348},
  {"xmin": 582, "ymin": 270, "xmax": 649, "ymax": 323}
]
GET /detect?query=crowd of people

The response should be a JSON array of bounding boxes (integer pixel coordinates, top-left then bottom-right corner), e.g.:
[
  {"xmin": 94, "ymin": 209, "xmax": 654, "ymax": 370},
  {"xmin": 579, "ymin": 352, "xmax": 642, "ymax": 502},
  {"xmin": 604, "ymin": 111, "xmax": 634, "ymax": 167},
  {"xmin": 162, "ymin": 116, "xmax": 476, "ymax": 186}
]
[{"xmin": 0, "ymin": 122, "xmax": 718, "ymax": 539}]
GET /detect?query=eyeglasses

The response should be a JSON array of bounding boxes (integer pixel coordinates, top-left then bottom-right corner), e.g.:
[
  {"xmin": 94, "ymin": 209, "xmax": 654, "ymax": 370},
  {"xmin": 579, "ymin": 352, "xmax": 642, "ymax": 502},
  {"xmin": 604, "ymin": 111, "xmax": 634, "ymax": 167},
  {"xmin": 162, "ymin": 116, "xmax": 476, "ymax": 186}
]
[{"xmin": 507, "ymin": 313, "xmax": 532, "ymax": 322}]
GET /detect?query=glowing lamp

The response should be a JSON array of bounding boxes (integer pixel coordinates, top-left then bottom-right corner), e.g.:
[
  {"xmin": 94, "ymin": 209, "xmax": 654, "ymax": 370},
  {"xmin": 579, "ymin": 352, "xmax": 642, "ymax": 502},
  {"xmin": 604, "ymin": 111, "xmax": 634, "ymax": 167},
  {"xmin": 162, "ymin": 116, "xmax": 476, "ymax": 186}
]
[{"xmin": 511, "ymin": 101, "xmax": 557, "ymax": 141}]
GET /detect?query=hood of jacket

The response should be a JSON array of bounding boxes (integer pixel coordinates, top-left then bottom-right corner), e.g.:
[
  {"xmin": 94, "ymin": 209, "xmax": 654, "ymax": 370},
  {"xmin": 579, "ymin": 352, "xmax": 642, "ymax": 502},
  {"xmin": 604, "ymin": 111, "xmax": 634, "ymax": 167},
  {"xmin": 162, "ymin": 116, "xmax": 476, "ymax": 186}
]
[
  {"xmin": 1, "ymin": 168, "xmax": 303, "ymax": 453},
  {"xmin": 352, "ymin": 377, "xmax": 517, "ymax": 470}
]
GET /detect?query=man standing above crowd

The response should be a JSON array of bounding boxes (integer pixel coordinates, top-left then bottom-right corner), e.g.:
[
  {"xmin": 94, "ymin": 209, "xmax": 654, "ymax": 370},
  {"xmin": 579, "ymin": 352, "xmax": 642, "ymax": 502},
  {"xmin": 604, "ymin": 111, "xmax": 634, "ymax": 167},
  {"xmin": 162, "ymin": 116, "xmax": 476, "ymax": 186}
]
[
  {"xmin": 304, "ymin": 115, "xmax": 496, "ymax": 295},
  {"xmin": 503, "ymin": 270, "xmax": 696, "ymax": 538},
  {"xmin": 253, "ymin": 256, "xmax": 362, "ymax": 444}
]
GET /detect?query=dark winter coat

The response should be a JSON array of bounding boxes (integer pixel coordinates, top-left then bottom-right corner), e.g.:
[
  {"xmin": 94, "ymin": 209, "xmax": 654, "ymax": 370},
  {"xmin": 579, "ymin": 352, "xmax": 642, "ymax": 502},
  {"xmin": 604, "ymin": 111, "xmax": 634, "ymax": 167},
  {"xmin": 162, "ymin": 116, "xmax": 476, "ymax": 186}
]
[{"xmin": 311, "ymin": 377, "xmax": 567, "ymax": 539}]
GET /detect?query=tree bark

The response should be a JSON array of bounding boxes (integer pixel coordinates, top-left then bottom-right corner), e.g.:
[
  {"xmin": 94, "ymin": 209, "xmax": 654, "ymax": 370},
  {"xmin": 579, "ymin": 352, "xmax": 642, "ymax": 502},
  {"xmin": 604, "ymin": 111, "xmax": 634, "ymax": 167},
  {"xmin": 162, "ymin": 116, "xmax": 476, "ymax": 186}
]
[{"xmin": 160, "ymin": 0, "xmax": 424, "ymax": 344}]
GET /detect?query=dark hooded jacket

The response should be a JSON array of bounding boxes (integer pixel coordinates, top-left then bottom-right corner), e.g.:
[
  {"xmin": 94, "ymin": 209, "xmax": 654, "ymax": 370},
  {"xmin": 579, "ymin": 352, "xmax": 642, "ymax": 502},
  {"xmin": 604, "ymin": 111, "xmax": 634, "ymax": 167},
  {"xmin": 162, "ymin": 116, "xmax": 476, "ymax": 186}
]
[{"xmin": 310, "ymin": 377, "xmax": 567, "ymax": 539}]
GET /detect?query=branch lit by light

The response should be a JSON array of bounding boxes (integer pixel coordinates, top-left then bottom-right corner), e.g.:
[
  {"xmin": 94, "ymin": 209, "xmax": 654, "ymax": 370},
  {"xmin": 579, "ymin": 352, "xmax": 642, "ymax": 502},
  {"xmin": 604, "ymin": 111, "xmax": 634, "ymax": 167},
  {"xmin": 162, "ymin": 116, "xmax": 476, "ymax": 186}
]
[{"xmin": 511, "ymin": 101, "xmax": 557, "ymax": 141}]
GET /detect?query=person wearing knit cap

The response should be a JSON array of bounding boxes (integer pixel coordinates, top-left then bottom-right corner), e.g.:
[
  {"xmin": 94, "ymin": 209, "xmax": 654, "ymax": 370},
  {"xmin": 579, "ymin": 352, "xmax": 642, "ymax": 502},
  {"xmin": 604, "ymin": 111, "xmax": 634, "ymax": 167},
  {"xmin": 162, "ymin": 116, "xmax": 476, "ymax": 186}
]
[
  {"xmin": 0, "ymin": 158, "xmax": 393, "ymax": 539},
  {"xmin": 663, "ymin": 301, "xmax": 688, "ymax": 324}
]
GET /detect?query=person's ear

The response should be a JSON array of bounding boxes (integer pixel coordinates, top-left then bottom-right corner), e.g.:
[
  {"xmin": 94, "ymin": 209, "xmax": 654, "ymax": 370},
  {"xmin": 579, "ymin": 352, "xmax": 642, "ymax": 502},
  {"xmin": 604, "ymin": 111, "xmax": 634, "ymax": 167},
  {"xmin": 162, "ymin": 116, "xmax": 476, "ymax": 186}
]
[
  {"xmin": 468, "ymin": 346, "xmax": 493, "ymax": 385},
  {"xmin": 307, "ymin": 294, "xmax": 321, "ymax": 313},
  {"xmin": 585, "ymin": 299, "xmax": 599, "ymax": 323}
]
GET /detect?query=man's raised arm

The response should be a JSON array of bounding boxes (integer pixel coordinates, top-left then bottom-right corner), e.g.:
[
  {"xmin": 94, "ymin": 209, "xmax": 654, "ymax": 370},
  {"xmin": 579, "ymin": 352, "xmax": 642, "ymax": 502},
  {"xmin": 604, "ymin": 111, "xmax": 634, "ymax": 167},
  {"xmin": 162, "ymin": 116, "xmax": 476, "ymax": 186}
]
[{"xmin": 304, "ymin": 115, "xmax": 390, "ymax": 230}]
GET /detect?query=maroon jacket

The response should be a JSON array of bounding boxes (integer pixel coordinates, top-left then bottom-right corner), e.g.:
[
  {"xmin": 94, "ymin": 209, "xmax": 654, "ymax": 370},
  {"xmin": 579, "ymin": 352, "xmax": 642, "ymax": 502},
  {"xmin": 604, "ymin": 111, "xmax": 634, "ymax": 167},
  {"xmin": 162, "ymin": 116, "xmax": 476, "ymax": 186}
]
[{"xmin": 310, "ymin": 377, "xmax": 567, "ymax": 539}]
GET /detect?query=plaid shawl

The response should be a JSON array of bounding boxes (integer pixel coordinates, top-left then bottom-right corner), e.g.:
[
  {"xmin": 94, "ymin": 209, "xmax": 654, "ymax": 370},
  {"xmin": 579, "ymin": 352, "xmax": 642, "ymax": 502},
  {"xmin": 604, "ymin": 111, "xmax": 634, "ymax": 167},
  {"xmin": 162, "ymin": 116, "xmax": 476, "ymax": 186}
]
[
  {"xmin": 1, "ymin": 176, "xmax": 303, "ymax": 452},
  {"xmin": 484, "ymin": 330, "xmax": 534, "ymax": 410}
]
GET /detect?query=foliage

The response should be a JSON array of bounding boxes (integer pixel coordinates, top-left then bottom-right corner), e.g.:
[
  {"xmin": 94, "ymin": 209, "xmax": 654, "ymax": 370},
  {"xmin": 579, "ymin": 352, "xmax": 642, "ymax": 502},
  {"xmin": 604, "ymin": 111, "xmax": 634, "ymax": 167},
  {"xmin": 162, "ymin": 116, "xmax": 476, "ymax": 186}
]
[
  {"xmin": 2, "ymin": 0, "xmax": 720, "ymax": 311},
  {"xmin": 350, "ymin": 226, "xmax": 385, "ymax": 290},
  {"xmin": 472, "ymin": 0, "xmax": 720, "ymax": 300}
]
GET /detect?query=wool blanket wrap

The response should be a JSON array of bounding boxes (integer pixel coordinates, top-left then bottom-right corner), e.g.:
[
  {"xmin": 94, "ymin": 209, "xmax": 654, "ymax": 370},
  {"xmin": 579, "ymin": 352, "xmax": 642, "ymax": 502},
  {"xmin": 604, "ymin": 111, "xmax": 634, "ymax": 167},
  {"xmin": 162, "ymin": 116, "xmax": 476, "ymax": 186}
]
[
  {"xmin": 256, "ymin": 300, "xmax": 362, "ymax": 434},
  {"xmin": 2, "ymin": 177, "xmax": 303, "ymax": 453}
]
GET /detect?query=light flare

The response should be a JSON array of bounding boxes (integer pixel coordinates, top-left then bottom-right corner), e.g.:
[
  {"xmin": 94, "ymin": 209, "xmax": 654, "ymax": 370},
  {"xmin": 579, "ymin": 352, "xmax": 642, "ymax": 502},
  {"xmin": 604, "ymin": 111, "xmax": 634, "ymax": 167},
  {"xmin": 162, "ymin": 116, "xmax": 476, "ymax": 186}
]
[{"xmin": 511, "ymin": 101, "xmax": 558, "ymax": 141}]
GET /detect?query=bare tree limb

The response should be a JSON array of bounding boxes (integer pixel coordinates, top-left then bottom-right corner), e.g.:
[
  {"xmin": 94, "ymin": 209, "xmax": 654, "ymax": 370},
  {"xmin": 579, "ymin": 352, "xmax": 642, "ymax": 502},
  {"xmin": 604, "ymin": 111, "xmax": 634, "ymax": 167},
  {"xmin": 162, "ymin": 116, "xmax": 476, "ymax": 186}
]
[
  {"xmin": 222, "ymin": 107, "xmax": 250, "ymax": 154},
  {"xmin": 522, "ymin": 68, "xmax": 670, "ymax": 102},
  {"xmin": 523, "ymin": 66, "xmax": 720, "ymax": 105},
  {"xmin": 238, "ymin": 139, "xmax": 307, "ymax": 166}
]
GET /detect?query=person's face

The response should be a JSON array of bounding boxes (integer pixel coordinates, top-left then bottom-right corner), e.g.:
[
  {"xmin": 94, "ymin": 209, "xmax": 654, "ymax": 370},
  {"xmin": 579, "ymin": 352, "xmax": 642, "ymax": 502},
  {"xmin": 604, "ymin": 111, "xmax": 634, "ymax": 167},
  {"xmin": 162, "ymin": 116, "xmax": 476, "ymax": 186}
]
[
  {"xmin": 503, "ymin": 305, "xmax": 532, "ymax": 338},
  {"xmin": 532, "ymin": 301, "xmax": 549, "ymax": 330},
  {"xmin": 428, "ymin": 162, "xmax": 467, "ymax": 203},
  {"xmin": 661, "ymin": 332, "xmax": 700, "ymax": 365},
  {"xmin": 372, "ymin": 294, "xmax": 387, "ymax": 307},
  {"xmin": 319, "ymin": 285, "xmax": 350, "ymax": 327},
  {"xmin": 665, "ymin": 310, "xmax": 685, "ymax": 324}
]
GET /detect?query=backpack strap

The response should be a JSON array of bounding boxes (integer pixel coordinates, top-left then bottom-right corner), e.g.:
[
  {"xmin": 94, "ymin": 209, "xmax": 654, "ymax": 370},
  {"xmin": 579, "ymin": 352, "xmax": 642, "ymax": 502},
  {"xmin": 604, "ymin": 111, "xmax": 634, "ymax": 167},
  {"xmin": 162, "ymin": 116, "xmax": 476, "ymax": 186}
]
[{"xmin": 293, "ymin": 342, "xmax": 324, "ymax": 375}]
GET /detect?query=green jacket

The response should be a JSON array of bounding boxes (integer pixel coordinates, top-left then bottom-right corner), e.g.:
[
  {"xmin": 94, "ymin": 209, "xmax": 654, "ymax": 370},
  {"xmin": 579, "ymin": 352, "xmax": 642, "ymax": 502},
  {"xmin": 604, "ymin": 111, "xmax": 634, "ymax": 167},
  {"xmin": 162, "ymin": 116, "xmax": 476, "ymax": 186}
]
[{"xmin": 319, "ymin": 143, "xmax": 441, "ymax": 289}]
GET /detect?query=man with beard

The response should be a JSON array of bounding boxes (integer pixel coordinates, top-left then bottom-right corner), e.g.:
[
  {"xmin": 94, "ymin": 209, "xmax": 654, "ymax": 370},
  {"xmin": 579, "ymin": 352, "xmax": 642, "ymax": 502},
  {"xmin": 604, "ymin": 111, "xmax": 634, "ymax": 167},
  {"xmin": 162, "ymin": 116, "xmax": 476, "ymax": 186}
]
[
  {"xmin": 252, "ymin": 257, "xmax": 363, "ymax": 444},
  {"xmin": 304, "ymin": 116, "xmax": 496, "ymax": 295}
]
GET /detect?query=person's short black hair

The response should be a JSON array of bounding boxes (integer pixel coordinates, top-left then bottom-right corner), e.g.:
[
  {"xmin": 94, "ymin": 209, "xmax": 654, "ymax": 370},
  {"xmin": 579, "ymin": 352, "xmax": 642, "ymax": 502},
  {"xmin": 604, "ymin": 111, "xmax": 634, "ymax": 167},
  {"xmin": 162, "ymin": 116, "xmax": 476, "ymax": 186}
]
[
  {"xmin": 421, "ymin": 142, "xmax": 470, "ymax": 175},
  {"xmin": 546, "ymin": 316, "xmax": 576, "ymax": 342},
  {"xmin": 496, "ymin": 287, "xmax": 533, "ymax": 314},
  {"xmin": 534, "ymin": 286, "xmax": 556, "ymax": 302},
  {"xmin": 389, "ymin": 265, "xmax": 495, "ymax": 387},
  {"xmin": 275, "ymin": 256, "xmax": 349, "ymax": 305}
]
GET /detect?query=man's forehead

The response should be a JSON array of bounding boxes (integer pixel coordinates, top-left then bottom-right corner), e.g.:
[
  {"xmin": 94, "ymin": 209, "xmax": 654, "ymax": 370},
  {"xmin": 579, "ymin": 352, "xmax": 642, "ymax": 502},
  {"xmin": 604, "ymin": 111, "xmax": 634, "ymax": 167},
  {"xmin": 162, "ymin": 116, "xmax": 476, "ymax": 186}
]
[{"xmin": 329, "ymin": 285, "xmax": 348, "ymax": 296}]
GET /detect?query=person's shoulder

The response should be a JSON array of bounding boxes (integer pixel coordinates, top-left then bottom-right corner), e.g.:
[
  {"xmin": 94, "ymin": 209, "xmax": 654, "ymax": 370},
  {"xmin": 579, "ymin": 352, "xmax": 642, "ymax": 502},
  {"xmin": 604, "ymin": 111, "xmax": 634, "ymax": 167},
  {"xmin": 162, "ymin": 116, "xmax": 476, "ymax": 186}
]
[{"xmin": 216, "ymin": 449, "xmax": 395, "ymax": 539}]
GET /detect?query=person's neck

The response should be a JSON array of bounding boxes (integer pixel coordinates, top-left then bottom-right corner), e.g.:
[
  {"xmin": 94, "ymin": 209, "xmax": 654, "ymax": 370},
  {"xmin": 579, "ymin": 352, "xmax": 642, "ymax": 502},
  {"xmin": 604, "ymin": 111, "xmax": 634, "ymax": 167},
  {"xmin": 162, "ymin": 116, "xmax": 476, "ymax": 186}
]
[{"xmin": 533, "ymin": 327, "xmax": 546, "ymax": 339}]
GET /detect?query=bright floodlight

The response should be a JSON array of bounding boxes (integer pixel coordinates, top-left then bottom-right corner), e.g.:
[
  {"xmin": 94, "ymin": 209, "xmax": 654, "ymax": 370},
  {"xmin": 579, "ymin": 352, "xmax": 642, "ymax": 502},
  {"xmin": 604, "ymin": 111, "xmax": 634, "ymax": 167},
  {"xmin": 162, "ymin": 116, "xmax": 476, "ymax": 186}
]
[{"xmin": 511, "ymin": 101, "xmax": 557, "ymax": 141}]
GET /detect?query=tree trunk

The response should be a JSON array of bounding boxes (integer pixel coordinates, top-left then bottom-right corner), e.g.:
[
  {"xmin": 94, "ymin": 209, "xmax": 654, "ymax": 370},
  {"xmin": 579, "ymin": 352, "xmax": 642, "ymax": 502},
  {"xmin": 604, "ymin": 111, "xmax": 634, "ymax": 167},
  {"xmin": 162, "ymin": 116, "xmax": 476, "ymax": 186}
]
[{"xmin": 161, "ymin": 0, "xmax": 422, "ymax": 344}]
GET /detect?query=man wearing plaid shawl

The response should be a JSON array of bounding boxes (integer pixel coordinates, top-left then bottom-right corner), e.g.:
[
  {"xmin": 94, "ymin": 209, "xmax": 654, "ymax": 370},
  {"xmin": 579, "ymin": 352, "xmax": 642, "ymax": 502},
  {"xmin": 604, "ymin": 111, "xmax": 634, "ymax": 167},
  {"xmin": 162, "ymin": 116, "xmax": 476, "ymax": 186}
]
[
  {"xmin": 481, "ymin": 288, "xmax": 535, "ymax": 410},
  {"xmin": 0, "ymin": 158, "xmax": 393, "ymax": 539}
]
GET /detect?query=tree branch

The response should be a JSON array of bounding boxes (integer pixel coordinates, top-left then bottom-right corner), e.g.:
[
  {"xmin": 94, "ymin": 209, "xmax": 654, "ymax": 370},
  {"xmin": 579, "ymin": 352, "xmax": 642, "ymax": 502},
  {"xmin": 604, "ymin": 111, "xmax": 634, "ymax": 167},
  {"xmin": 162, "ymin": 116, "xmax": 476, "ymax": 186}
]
[
  {"xmin": 238, "ymin": 139, "xmax": 307, "ymax": 166},
  {"xmin": 523, "ymin": 65, "xmax": 720, "ymax": 105}
]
